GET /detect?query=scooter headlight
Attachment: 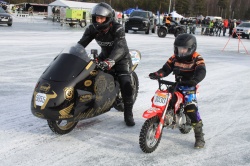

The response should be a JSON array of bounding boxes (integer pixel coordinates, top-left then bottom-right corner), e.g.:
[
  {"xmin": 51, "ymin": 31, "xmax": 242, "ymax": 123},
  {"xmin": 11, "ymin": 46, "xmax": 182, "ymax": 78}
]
[{"xmin": 64, "ymin": 87, "xmax": 74, "ymax": 101}]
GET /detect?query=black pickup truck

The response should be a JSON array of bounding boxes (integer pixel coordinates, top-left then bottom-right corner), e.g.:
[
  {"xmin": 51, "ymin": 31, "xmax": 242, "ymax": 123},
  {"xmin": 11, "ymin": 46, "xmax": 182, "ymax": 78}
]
[{"xmin": 125, "ymin": 10, "xmax": 156, "ymax": 34}]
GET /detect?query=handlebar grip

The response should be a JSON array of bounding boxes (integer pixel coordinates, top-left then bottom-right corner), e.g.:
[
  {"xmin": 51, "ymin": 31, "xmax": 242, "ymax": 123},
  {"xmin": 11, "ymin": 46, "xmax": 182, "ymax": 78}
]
[{"xmin": 158, "ymin": 79, "xmax": 175, "ymax": 85}]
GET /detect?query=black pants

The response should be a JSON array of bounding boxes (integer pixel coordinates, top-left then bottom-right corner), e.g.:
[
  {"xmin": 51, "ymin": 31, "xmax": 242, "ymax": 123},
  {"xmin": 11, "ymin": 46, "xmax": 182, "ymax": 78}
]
[
  {"xmin": 223, "ymin": 27, "xmax": 227, "ymax": 36},
  {"xmin": 114, "ymin": 58, "xmax": 134, "ymax": 108}
]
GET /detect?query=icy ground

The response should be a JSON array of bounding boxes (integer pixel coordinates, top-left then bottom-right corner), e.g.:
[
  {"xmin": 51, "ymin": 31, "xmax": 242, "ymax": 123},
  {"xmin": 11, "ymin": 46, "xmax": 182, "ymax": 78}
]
[{"xmin": 1, "ymin": 16, "xmax": 250, "ymax": 166}]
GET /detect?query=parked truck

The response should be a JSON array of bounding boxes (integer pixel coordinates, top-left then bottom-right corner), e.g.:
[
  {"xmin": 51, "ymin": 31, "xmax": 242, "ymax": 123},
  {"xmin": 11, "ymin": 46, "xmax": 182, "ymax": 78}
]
[{"xmin": 64, "ymin": 8, "xmax": 89, "ymax": 28}]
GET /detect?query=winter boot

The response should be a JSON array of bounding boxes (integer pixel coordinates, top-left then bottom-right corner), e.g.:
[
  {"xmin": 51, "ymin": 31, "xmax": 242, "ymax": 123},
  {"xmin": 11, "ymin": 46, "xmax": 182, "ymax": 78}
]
[
  {"xmin": 193, "ymin": 121, "xmax": 205, "ymax": 149},
  {"xmin": 124, "ymin": 100, "xmax": 135, "ymax": 126}
]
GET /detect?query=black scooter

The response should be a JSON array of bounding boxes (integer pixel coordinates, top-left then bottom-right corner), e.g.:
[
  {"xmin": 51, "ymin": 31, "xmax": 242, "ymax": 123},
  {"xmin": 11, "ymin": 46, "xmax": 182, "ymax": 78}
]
[{"xmin": 31, "ymin": 43, "xmax": 141, "ymax": 134}]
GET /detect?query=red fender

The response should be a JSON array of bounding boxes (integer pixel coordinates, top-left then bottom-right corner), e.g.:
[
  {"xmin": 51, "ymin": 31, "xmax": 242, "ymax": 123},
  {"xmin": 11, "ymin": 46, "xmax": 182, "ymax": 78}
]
[
  {"xmin": 142, "ymin": 107, "xmax": 163, "ymax": 119},
  {"xmin": 174, "ymin": 91, "xmax": 184, "ymax": 113}
]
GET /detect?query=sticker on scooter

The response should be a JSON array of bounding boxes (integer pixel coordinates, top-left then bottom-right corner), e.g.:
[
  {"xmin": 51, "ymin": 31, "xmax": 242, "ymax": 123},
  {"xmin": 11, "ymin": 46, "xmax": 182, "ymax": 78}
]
[{"xmin": 35, "ymin": 93, "xmax": 47, "ymax": 106}]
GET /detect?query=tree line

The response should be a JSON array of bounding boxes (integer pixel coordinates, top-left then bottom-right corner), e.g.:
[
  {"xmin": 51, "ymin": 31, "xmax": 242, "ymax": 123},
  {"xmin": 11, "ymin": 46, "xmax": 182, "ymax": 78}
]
[{"xmin": 7, "ymin": 0, "xmax": 250, "ymax": 20}]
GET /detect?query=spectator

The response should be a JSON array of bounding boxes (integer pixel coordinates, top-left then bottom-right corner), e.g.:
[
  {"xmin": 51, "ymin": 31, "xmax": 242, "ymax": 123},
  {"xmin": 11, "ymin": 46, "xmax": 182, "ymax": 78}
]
[
  {"xmin": 208, "ymin": 20, "xmax": 214, "ymax": 35},
  {"xmin": 223, "ymin": 19, "xmax": 228, "ymax": 36},
  {"xmin": 188, "ymin": 18, "xmax": 196, "ymax": 34},
  {"xmin": 215, "ymin": 20, "xmax": 223, "ymax": 37},
  {"xmin": 1, "ymin": 4, "xmax": 7, "ymax": 11},
  {"xmin": 11, "ymin": 5, "xmax": 16, "ymax": 13},
  {"xmin": 28, "ymin": 6, "xmax": 33, "ymax": 16},
  {"xmin": 201, "ymin": 18, "xmax": 206, "ymax": 35},
  {"xmin": 229, "ymin": 19, "xmax": 236, "ymax": 36}
]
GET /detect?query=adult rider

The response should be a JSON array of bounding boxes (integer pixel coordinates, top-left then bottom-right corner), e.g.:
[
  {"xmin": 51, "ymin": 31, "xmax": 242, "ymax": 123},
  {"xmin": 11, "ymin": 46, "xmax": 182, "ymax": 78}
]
[{"xmin": 77, "ymin": 2, "xmax": 135, "ymax": 126}]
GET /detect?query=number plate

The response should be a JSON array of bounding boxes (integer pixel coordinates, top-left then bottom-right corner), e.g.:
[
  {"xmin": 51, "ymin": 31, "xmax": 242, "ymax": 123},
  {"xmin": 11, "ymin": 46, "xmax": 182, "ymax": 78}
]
[
  {"xmin": 132, "ymin": 27, "xmax": 138, "ymax": 30},
  {"xmin": 153, "ymin": 92, "xmax": 168, "ymax": 106},
  {"xmin": 1, "ymin": 19, "xmax": 8, "ymax": 21},
  {"xmin": 35, "ymin": 93, "xmax": 47, "ymax": 106}
]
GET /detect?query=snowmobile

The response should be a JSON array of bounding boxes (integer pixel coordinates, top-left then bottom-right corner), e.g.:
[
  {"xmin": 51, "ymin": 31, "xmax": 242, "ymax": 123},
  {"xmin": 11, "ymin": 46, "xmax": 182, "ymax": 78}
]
[
  {"xmin": 31, "ymin": 43, "xmax": 141, "ymax": 135},
  {"xmin": 139, "ymin": 73, "xmax": 197, "ymax": 153}
]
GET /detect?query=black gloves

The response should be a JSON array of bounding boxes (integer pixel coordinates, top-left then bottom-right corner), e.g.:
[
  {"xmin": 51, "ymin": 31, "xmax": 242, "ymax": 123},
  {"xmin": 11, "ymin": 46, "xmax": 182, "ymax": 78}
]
[
  {"xmin": 179, "ymin": 80, "xmax": 197, "ymax": 86},
  {"xmin": 98, "ymin": 59, "xmax": 115, "ymax": 70},
  {"xmin": 149, "ymin": 72, "xmax": 162, "ymax": 80}
]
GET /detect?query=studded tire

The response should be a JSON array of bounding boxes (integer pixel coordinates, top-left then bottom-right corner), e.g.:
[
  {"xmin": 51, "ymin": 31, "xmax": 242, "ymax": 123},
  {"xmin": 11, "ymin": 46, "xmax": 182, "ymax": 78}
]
[
  {"xmin": 179, "ymin": 115, "xmax": 192, "ymax": 134},
  {"xmin": 47, "ymin": 120, "xmax": 78, "ymax": 135},
  {"xmin": 139, "ymin": 116, "xmax": 162, "ymax": 153},
  {"xmin": 157, "ymin": 27, "xmax": 167, "ymax": 38}
]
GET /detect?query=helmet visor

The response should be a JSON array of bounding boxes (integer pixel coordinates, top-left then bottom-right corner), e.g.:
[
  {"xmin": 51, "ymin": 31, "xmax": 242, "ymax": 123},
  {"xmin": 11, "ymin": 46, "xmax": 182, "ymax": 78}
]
[{"xmin": 176, "ymin": 46, "xmax": 189, "ymax": 57}]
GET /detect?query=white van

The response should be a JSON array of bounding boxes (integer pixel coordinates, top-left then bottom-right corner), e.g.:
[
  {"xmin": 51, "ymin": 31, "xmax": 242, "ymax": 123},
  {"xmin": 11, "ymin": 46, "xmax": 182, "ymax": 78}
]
[{"xmin": 205, "ymin": 16, "xmax": 222, "ymax": 21}]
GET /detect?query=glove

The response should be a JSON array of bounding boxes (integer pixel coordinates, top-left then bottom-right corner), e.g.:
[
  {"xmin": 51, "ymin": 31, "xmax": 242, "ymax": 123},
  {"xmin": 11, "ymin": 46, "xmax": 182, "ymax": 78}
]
[
  {"xmin": 149, "ymin": 72, "xmax": 162, "ymax": 80},
  {"xmin": 99, "ymin": 59, "xmax": 115, "ymax": 70},
  {"xmin": 179, "ymin": 80, "xmax": 197, "ymax": 86}
]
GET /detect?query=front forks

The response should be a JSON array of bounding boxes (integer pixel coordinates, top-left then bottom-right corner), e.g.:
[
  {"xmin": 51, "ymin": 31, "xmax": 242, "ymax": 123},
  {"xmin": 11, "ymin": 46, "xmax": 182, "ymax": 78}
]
[{"xmin": 154, "ymin": 101, "xmax": 170, "ymax": 139}]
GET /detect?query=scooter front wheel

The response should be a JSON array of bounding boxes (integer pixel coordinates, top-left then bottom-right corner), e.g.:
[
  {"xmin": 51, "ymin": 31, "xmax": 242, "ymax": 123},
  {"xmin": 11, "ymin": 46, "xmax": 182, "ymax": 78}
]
[
  {"xmin": 47, "ymin": 120, "xmax": 78, "ymax": 135},
  {"xmin": 139, "ymin": 116, "xmax": 162, "ymax": 153}
]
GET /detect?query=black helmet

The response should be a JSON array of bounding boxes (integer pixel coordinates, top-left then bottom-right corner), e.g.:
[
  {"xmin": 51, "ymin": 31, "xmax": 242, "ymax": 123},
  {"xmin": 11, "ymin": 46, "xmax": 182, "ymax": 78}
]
[
  {"xmin": 91, "ymin": 2, "xmax": 114, "ymax": 32},
  {"xmin": 174, "ymin": 34, "xmax": 197, "ymax": 59}
]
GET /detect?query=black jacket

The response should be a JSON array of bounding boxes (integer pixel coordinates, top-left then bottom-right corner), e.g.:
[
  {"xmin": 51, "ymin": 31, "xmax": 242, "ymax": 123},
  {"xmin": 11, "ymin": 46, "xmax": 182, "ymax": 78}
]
[
  {"xmin": 157, "ymin": 52, "xmax": 206, "ymax": 86},
  {"xmin": 78, "ymin": 21, "xmax": 132, "ymax": 73}
]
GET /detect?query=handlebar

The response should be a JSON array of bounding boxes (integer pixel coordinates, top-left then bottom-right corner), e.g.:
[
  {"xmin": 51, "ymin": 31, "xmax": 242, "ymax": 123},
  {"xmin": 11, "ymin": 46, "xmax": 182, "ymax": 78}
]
[
  {"xmin": 158, "ymin": 79, "xmax": 175, "ymax": 86},
  {"xmin": 157, "ymin": 78, "xmax": 181, "ymax": 93}
]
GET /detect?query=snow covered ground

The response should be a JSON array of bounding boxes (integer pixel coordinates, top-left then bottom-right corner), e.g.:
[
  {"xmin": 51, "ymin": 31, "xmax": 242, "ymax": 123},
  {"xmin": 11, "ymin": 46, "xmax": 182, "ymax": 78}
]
[{"xmin": 1, "ymin": 15, "xmax": 250, "ymax": 166}]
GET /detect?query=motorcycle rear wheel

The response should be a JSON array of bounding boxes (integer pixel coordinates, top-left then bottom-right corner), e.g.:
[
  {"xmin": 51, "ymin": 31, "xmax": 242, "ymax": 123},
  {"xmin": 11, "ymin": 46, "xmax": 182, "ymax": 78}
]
[
  {"xmin": 47, "ymin": 120, "xmax": 78, "ymax": 135},
  {"xmin": 179, "ymin": 115, "xmax": 192, "ymax": 134},
  {"xmin": 139, "ymin": 116, "xmax": 162, "ymax": 153},
  {"xmin": 113, "ymin": 71, "xmax": 139, "ymax": 112}
]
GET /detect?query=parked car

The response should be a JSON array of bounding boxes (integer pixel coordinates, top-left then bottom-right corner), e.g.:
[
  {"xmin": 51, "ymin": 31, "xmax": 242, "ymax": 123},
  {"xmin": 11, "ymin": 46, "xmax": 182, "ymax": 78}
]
[
  {"xmin": 125, "ymin": 10, "xmax": 156, "ymax": 34},
  {"xmin": 0, "ymin": 7, "xmax": 13, "ymax": 26},
  {"xmin": 233, "ymin": 22, "xmax": 250, "ymax": 39}
]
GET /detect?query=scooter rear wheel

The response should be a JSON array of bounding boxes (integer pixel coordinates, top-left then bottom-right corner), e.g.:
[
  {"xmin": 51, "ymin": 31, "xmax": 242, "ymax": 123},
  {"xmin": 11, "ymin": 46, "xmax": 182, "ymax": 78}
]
[
  {"xmin": 47, "ymin": 120, "xmax": 78, "ymax": 135},
  {"xmin": 139, "ymin": 116, "xmax": 162, "ymax": 153}
]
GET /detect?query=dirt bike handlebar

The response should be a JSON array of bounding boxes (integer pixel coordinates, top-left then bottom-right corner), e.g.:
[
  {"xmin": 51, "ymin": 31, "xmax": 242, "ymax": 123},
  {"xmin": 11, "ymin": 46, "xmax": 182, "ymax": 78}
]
[
  {"xmin": 157, "ymin": 76, "xmax": 182, "ymax": 92},
  {"xmin": 158, "ymin": 79, "xmax": 175, "ymax": 86}
]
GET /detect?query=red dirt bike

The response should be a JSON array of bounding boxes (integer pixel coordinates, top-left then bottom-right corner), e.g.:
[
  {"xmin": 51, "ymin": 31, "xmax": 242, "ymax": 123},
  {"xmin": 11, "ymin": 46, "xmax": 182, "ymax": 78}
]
[{"xmin": 139, "ymin": 77, "xmax": 199, "ymax": 153}]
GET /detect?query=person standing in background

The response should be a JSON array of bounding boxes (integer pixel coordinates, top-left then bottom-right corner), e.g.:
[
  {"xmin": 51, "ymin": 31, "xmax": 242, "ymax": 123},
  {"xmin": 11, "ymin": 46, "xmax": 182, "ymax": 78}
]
[{"xmin": 223, "ymin": 19, "xmax": 228, "ymax": 36}]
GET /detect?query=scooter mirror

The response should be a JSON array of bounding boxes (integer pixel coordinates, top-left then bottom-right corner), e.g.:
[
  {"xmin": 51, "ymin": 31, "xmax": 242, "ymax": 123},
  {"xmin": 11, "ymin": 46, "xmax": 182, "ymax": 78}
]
[{"xmin": 91, "ymin": 49, "xmax": 98, "ymax": 59}]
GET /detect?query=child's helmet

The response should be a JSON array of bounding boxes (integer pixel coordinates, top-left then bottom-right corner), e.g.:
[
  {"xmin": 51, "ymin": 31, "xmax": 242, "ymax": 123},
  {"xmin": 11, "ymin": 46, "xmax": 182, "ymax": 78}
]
[
  {"xmin": 174, "ymin": 34, "xmax": 197, "ymax": 59},
  {"xmin": 91, "ymin": 2, "xmax": 114, "ymax": 32}
]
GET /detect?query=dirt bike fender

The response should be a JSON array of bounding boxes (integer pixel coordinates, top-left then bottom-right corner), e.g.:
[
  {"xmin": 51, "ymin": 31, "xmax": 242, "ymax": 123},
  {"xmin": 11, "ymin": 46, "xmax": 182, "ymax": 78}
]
[
  {"xmin": 142, "ymin": 107, "xmax": 163, "ymax": 119},
  {"xmin": 174, "ymin": 91, "xmax": 184, "ymax": 112}
]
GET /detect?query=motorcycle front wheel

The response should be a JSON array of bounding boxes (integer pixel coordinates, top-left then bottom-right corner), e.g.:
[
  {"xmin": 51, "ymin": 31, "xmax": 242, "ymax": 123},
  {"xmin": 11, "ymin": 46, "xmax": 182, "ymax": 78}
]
[
  {"xmin": 47, "ymin": 120, "xmax": 78, "ymax": 135},
  {"xmin": 157, "ymin": 27, "xmax": 167, "ymax": 38},
  {"xmin": 139, "ymin": 116, "xmax": 162, "ymax": 153}
]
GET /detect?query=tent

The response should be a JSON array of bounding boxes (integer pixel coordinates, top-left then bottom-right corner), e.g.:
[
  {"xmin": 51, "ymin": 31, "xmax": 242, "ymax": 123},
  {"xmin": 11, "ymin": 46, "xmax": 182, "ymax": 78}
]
[
  {"xmin": 26, "ymin": 3, "xmax": 48, "ymax": 12},
  {"xmin": 197, "ymin": 15, "xmax": 204, "ymax": 20},
  {"xmin": 123, "ymin": 8, "xmax": 143, "ymax": 15},
  {"xmin": 170, "ymin": 11, "xmax": 184, "ymax": 18},
  {"xmin": 47, "ymin": 0, "xmax": 97, "ymax": 18},
  {"xmin": 123, "ymin": 8, "xmax": 135, "ymax": 15}
]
